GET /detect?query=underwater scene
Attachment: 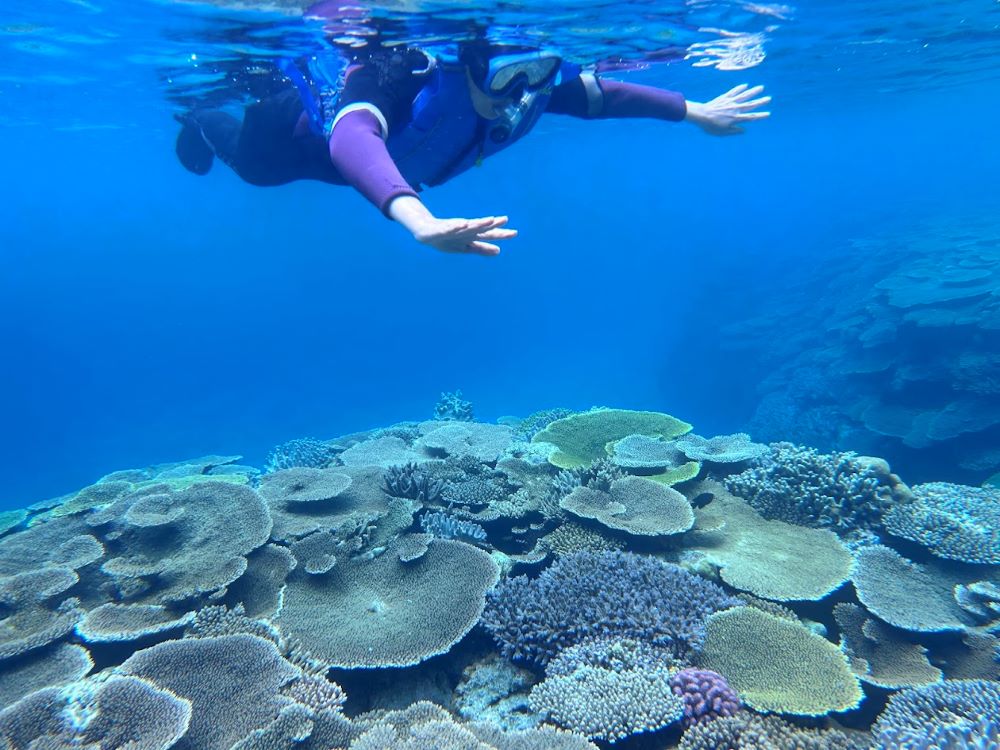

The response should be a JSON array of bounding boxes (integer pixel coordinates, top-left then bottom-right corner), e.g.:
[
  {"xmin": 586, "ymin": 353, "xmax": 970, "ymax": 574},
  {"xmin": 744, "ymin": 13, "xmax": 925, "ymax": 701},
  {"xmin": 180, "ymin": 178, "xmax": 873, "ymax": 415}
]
[{"xmin": 2, "ymin": 0, "xmax": 1000, "ymax": 747}]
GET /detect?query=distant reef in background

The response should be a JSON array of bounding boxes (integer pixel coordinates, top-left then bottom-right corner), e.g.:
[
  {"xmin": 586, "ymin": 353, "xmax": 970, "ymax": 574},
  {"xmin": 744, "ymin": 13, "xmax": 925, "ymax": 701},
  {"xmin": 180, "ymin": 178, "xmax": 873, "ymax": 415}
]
[{"xmin": 719, "ymin": 213, "xmax": 1000, "ymax": 486}]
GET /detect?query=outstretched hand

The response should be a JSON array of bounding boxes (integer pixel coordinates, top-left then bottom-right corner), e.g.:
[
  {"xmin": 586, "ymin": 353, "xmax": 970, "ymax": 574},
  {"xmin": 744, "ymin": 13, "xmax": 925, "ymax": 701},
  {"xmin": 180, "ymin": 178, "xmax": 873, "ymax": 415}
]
[
  {"xmin": 413, "ymin": 215, "xmax": 517, "ymax": 256},
  {"xmin": 685, "ymin": 84, "xmax": 771, "ymax": 136},
  {"xmin": 388, "ymin": 196, "xmax": 516, "ymax": 256}
]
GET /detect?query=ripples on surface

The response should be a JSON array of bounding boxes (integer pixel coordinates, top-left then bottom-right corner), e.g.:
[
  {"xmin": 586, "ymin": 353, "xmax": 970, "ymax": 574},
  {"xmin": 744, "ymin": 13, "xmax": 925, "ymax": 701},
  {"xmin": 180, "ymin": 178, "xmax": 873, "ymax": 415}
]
[{"xmin": 0, "ymin": 0, "xmax": 998, "ymax": 124}]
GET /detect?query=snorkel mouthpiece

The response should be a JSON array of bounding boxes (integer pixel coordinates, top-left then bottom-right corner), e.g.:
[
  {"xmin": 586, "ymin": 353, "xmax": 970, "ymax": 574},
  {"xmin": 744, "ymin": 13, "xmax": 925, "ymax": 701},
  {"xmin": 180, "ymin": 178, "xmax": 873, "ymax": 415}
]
[{"xmin": 489, "ymin": 89, "xmax": 535, "ymax": 143}]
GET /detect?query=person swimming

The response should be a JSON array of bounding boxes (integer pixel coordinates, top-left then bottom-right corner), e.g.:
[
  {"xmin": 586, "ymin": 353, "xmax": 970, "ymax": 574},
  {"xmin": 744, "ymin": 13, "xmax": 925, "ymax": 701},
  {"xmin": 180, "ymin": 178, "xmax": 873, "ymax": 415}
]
[{"xmin": 175, "ymin": 39, "xmax": 770, "ymax": 256}]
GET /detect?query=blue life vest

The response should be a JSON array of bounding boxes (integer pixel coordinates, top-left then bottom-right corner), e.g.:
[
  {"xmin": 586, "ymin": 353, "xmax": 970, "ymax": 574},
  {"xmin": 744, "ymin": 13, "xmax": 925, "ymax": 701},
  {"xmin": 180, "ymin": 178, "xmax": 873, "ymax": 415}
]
[{"xmin": 384, "ymin": 58, "xmax": 555, "ymax": 188}]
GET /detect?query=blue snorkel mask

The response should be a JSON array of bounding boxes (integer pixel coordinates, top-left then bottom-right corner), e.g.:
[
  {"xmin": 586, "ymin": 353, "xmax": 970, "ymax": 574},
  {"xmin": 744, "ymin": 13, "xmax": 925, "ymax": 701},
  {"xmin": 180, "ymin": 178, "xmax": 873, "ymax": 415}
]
[
  {"xmin": 465, "ymin": 48, "xmax": 561, "ymax": 143},
  {"xmin": 482, "ymin": 50, "xmax": 561, "ymax": 99}
]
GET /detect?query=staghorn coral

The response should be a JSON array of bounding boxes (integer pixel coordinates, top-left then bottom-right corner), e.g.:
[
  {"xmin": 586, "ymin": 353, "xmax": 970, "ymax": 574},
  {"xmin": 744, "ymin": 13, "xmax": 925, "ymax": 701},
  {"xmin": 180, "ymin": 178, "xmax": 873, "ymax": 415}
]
[
  {"xmin": 532, "ymin": 409, "xmax": 692, "ymax": 470},
  {"xmin": 546, "ymin": 638, "xmax": 678, "ymax": 677},
  {"xmin": 265, "ymin": 438, "xmax": 334, "ymax": 472},
  {"xmin": 420, "ymin": 511, "xmax": 487, "ymax": 542},
  {"xmin": 884, "ymin": 481, "xmax": 1000, "ymax": 564},
  {"xmin": 669, "ymin": 668, "xmax": 742, "ymax": 728},
  {"xmin": 434, "ymin": 390, "xmax": 475, "ymax": 422},
  {"xmin": 850, "ymin": 545, "xmax": 977, "ymax": 632},
  {"xmin": 538, "ymin": 521, "xmax": 625, "ymax": 556},
  {"xmin": 559, "ymin": 477, "xmax": 694, "ymax": 537},
  {"xmin": 723, "ymin": 442, "xmax": 908, "ymax": 534},
  {"xmin": 481, "ymin": 550, "xmax": 741, "ymax": 666},
  {"xmin": 185, "ymin": 604, "xmax": 284, "ymax": 646},
  {"xmin": 833, "ymin": 603, "xmax": 941, "ymax": 689},
  {"xmin": 119, "ymin": 634, "xmax": 300, "ymax": 750},
  {"xmin": 0, "ymin": 675, "xmax": 192, "ymax": 750},
  {"xmin": 282, "ymin": 675, "xmax": 346, "ymax": 713},
  {"xmin": 529, "ymin": 664, "xmax": 683, "ymax": 742},
  {"xmin": 0, "ymin": 644, "xmax": 92, "ymax": 710},
  {"xmin": 675, "ymin": 433, "xmax": 769, "ymax": 463},
  {"xmin": 684, "ymin": 482, "xmax": 854, "ymax": 601},
  {"xmin": 874, "ymin": 680, "xmax": 1000, "ymax": 749},
  {"xmin": 276, "ymin": 538, "xmax": 499, "ymax": 668},
  {"xmin": 678, "ymin": 712, "xmax": 871, "ymax": 750},
  {"xmin": 700, "ymin": 607, "xmax": 864, "ymax": 716},
  {"xmin": 349, "ymin": 701, "xmax": 598, "ymax": 750},
  {"xmin": 382, "ymin": 462, "xmax": 445, "ymax": 503},
  {"xmin": 76, "ymin": 603, "xmax": 194, "ymax": 643}
]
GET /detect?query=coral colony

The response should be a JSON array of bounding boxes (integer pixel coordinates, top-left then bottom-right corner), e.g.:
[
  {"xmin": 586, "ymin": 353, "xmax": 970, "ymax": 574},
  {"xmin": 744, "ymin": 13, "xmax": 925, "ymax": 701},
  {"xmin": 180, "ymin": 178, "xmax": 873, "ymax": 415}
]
[{"xmin": 1, "ymin": 405, "xmax": 998, "ymax": 749}]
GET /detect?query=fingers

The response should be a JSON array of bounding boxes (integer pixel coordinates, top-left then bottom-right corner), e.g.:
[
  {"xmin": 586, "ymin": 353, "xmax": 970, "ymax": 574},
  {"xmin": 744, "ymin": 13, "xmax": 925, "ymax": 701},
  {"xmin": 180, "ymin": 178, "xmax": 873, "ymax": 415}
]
[
  {"xmin": 734, "ymin": 111, "xmax": 770, "ymax": 121},
  {"xmin": 729, "ymin": 84, "xmax": 765, "ymax": 101},
  {"xmin": 466, "ymin": 241, "xmax": 502, "ymax": 256},
  {"xmin": 478, "ymin": 228, "xmax": 518, "ymax": 240},
  {"xmin": 724, "ymin": 83, "xmax": 750, "ymax": 97}
]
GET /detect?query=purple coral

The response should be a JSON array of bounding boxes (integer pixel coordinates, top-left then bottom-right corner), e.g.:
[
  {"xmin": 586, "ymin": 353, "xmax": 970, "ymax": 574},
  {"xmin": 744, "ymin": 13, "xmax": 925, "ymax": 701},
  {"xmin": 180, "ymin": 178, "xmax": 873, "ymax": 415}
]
[
  {"xmin": 481, "ymin": 550, "xmax": 742, "ymax": 666},
  {"xmin": 670, "ymin": 668, "xmax": 742, "ymax": 727}
]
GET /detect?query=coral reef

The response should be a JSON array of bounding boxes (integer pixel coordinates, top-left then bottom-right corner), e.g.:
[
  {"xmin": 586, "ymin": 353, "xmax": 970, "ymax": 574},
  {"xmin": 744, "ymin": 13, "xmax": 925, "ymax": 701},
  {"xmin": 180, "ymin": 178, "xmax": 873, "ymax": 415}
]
[
  {"xmin": 700, "ymin": 607, "xmax": 864, "ymax": 716},
  {"xmin": 884, "ymin": 481, "xmax": 1000, "ymax": 564},
  {"xmin": 382, "ymin": 462, "xmax": 445, "ymax": 503},
  {"xmin": 258, "ymin": 468, "xmax": 353, "ymax": 506},
  {"xmin": 532, "ymin": 409, "xmax": 692, "ymax": 469},
  {"xmin": 850, "ymin": 545, "xmax": 978, "ymax": 632},
  {"xmin": 833, "ymin": 603, "xmax": 941, "ymax": 689},
  {"xmin": 420, "ymin": 511, "xmax": 487, "ymax": 542},
  {"xmin": 265, "ymin": 438, "xmax": 334, "ymax": 472},
  {"xmin": 434, "ymin": 390, "xmax": 475, "ymax": 422},
  {"xmin": 76, "ymin": 603, "xmax": 194, "ymax": 642},
  {"xmin": 678, "ymin": 713, "xmax": 871, "ymax": 750},
  {"xmin": 724, "ymin": 442, "xmax": 909, "ymax": 534},
  {"xmin": 529, "ymin": 663, "xmax": 683, "ymax": 742},
  {"xmin": 874, "ymin": 679, "xmax": 1000, "ymax": 749},
  {"xmin": 727, "ymin": 217, "xmax": 1000, "ymax": 480},
  {"xmin": 668, "ymin": 667, "xmax": 742, "ymax": 727},
  {"xmin": 276, "ymin": 538, "xmax": 499, "ymax": 668},
  {"xmin": 684, "ymin": 481, "xmax": 854, "ymax": 601},
  {"xmin": 119, "ymin": 634, "xmax": 299, "ymax": 750},
  {"xmin": 675, "ymin": 433, "xmax": 769, "ymax": 463},
  {"xmin": 559, "ymin": 476, "xmax": 695, "ymax": 537},
  {"xmin": 0, "ymin": 644, "xmax": 92, "ymax": 709},
  {"xmin": 481, "ymin": 550, "xmax": 741, "ymax": 666},
  {"xmin": 416, "ymin": 422, "xmax": 513, "ymax": 463}
]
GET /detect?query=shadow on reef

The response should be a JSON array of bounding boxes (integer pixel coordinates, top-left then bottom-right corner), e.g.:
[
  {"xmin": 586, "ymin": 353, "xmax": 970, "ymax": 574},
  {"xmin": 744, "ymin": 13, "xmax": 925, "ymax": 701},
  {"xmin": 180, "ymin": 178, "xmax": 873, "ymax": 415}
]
[
  {"xmin": 0, "ymin": 397, "xmax": 998, "ymax": 749},
  {"xmin": 685, "ymin": 213, "xmax": 1000, "ymax": 487}
]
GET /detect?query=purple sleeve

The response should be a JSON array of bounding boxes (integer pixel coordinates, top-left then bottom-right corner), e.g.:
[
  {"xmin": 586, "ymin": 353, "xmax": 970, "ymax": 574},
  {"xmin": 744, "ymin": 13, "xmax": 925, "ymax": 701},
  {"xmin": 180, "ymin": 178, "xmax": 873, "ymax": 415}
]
[
  {"xmin": 327, "ymin": 110, "xmax": 419, "ymax": 217},
  {"xmin": 547, "ymin": 76, "xmax": 687, "ymax": 122}
]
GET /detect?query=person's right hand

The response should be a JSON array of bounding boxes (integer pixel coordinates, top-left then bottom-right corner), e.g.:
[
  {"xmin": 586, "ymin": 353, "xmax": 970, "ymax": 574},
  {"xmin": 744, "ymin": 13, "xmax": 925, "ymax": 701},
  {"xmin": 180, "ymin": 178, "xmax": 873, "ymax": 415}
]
[
  {"xmin": 413, "ymin": 215, "xmax": 516, "ymax": 256},
  {"xmin": 388, "ymin": 196, "xmax": 516, "ymax": 256}
]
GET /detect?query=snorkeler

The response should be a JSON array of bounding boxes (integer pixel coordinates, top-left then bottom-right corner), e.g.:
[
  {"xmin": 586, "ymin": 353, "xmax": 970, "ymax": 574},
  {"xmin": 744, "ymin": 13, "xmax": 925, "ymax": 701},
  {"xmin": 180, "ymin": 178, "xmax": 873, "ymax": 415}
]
[{"xmin": 175, "ymin": 42, "xmax": 770, "ymax": 256}]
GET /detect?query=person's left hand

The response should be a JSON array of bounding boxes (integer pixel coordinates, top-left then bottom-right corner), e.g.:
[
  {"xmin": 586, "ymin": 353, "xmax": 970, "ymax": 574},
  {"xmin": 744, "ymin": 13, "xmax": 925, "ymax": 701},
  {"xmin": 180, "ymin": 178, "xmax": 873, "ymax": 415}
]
[{"xmin": 684, "ymin": 84, "xmax": 771, "ymax": 136}]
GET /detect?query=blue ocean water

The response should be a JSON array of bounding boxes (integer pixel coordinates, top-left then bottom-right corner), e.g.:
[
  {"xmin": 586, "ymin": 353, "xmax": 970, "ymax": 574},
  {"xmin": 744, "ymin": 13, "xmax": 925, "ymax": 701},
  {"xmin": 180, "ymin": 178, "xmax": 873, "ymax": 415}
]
[
  {"xmin": 1, "ymin": 0, "xmax": 999, "ymax": 504},
  {"xmin": 3, "ymin": 1, "xmax": 1000, "ymax": 744}
]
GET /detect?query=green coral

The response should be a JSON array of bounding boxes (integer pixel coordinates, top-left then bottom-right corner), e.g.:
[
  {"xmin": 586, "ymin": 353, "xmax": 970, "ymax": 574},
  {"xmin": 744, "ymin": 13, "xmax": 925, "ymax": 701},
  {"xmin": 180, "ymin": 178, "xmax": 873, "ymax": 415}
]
[
  {"xmin": 532, "ymin": 409, "xmax": 692, "ymax": 470},
  {"xmin": 700, "ymin": 607, "xmax": 864, "ymax": 716}
]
